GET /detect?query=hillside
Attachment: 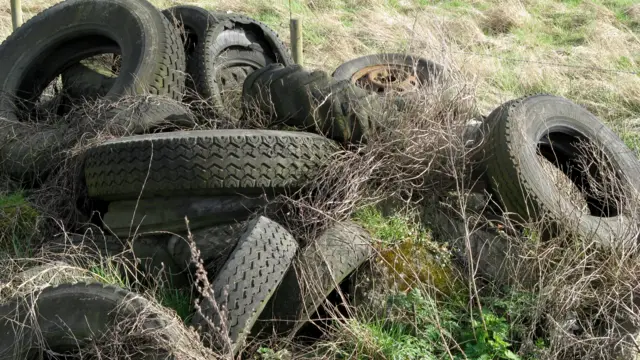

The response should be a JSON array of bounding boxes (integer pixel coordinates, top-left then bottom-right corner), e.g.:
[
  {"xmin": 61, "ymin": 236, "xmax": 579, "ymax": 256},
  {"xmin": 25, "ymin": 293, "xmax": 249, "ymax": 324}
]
[{"xmin": 0, "ymin": 0, "xmax": 639, "ymax": 359}]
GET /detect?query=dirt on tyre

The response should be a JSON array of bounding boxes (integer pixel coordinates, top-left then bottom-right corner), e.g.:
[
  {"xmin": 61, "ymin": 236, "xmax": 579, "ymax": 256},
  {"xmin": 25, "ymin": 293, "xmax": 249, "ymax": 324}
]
[
  {"xmin": 164, "ymin": 8, "xmax": 294, "ymax": 121},
  {"xmin": 189, "ymin": 216, "xmax": 298, "ymax": 355},
  {"xmin": 254, "ymin": 221, "xmax": 373, "ymax": 337},
  {"xmin": 84, "ymin": 129, "xmax": 339, "ymax": 201},
  {"xmin": 332, "ymin": 53, "xmax": 444, "ymax": 94},
  {"xmin": 480, "ymin": 94, "xmax": 640, "ymax": 249},
  {"xmin": 0, "ymin": 0, "xmax": 186, "ymax": 184},
  {"xmin": 0, "ymin": 283, "xmax": 177, "ymax": 359}
]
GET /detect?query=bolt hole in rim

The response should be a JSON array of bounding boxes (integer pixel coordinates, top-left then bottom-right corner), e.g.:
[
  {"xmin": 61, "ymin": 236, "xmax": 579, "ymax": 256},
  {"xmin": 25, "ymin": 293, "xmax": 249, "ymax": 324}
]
[
  {"xmin": 351, "ymin": 64, "xmax": 421, "ymax": 94},
  {"xmin": 536, "ymin": 129, "xmax": 622, "ymax": 218}
]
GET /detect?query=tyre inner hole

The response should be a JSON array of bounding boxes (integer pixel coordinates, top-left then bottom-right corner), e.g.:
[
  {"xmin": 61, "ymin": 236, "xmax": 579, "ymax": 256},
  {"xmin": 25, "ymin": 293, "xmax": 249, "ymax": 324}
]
[
  {"xmin": 537, "ymin": 131, "xmax": 621, "ymax": 218},
  {"xmin": 17, "ymin": 34, "xmax": 120, "ymax": 121}
]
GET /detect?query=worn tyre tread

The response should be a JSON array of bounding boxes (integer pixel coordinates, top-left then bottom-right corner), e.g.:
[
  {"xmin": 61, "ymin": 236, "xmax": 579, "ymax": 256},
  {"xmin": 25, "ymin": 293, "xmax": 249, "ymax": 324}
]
[
  {"xmin": 256, "ymin": 221, "xmax": 372, "ymax": 336},
  {"xmin": 0, "ymin": 282, "xmax": 169, "ymax": 359},
  {"xmin": 190, "ymin": 216, "xmax": 297, "ymax": 355},
  {"xmin": 84, "ymin": 130, "xmax": 338, "ymax": 201},
  {"xmin": 481, "ymin": 94, "xmax": 640, "ymax": 248}
]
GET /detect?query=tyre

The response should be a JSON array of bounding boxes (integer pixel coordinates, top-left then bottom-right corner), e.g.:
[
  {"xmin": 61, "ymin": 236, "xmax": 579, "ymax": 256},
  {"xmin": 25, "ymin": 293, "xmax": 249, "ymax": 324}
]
[
  {"xmin": 189, "ymin": 216, "xmax": 297, "ymax": 355},
  {"xmin": 61, "ymin": 234, "xmax": 190, "ymax": 289},
  {"xmin": 481, "ymin": 94, "xmax": 640, "ymax": 249},
  {"xmin": 11, "ymin": 261, "xmax": 91, "ymax": 286},
  {"xmin": 162, "ymin": 6, "xmax": 226, "ymax": 100},
  {"xmin": 0, "ymin": 124, "xmax": 76, "ymax": 186},
  {"xmin": 0, "ymin": 283, "xmax": 174, "ymax": 359},
  {"xmin": 103, "ymin": 195, "xmax": 266, "ymax": 237},
  {"xmin": 255, "ymin": 221, "xmax": 372, "ymax": 336},
  {"xmin": 198, "ymin": 13, "xmax": 294, "ymax": 121},
  {"xmin": 84, "ymin": 130, "xmax": 339, "ymax": 201},
  {"xmin": 0, "ymin": 0, "xmax": 186, "ymax": 184},
  {"xmin": 242, "ymin": 64, "xmax": 379, "ymax": 144},
  {"xmin": 168, "ymin": 222, "xmax": 247, "ymax": 275},
  {"xmin": 61, "ymin": 63, "xmax": 117, "ymax": 103},
  {"xmin": 68, "ymin": 95, "xmax": 197, "ymax": 135},
  {"xmin": 332, "ymin": 53, "xmax": 444, "ymax": 94}
]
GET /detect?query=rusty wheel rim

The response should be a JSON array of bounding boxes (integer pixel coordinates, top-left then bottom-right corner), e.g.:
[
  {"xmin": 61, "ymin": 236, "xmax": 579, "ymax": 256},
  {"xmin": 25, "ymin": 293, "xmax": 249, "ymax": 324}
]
[{"xmin": 351, "ymin": 64, "xmax": 420, "ymax": 93}]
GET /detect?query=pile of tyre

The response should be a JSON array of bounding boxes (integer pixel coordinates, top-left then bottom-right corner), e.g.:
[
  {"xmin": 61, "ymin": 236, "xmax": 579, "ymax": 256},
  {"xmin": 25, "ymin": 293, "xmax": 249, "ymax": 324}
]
[
  {"xmin": 0, "ymin": 0, "xmax": 387, "ymax": 357},
  {"xmin": 2, "ymin": 0, "xmax": 640, "ymax": 358}
]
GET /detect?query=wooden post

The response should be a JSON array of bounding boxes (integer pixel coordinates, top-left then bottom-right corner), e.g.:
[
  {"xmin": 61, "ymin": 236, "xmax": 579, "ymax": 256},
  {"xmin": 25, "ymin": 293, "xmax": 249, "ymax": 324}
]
[
  {"xmin": 290, "ymin": 18, "xmax": 303, "ymax": 66},
  {"xmin": 10, "ymin": 0, "xmax": 23, "ymax": 30}
]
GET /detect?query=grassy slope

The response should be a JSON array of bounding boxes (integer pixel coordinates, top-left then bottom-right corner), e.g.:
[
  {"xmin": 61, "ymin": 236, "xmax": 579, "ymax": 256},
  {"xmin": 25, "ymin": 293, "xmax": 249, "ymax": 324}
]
[
  {"xmin": 1, "ymin": 0, "xmax": 638, "ymax": 120},
  {"xmin": 0, "ymin": 0, "xmax": 639, "ymax": 357}
]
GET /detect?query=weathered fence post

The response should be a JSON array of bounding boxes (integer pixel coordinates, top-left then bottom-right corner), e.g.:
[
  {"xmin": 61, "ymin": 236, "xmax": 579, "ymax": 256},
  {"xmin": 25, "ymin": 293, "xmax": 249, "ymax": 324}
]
[
  {"xmin": 289, "ymin": 18, "xmax": 303, "ymax": 66},
  {"xmin": 11, "ymin": 0, "xmax": 23, "ymax": 30}
]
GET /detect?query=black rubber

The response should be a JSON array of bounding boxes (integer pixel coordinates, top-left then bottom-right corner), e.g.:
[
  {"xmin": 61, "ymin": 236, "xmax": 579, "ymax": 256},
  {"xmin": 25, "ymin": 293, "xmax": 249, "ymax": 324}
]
[
  {"xmin": 0, "ymin": 122, "xmax": 76, "ymax": 186},
  {"xmin": 69, "ymin": 95, "xmax": 197, "ymax": 135},
  {"xmin": 200, "ymin": 14, "xmax": 294, "ymax": 121},
  {"xmin": 84, "ymin": 129, "xmax": 338, "ymax": 201},
  {"xmin": 481, "ymin": 94, "xmax": 640, "ymax": 249},
  {"xmin": 103, "ymin": 195, "xmax": 266, "ymax": 237},
  {"xmin": 0, "ymin": 0, "xmax": 186, "ymax": 185},
  {"xmin": 58, "ymin": 234, "xmax": 190, "ymax": 289},
  {"xmin": 61, "ymin": 63, "xmax": 117, "ymax": 103},
  {"xmin": 168, "ymin": 222, "xmax": 247, "ymax": 274},
  {"xmin": 11, "ymin": 262, "xmax": 92, "ymax": 288},
  {"xmin": 162, "ymin": 6, "xmax": 226, "ymax": 100},
  {"xmin": 190, "ymin": 216, "xmax": 297, "ymax": 355},
  {"xmin": 331, "ymin": 53, "xmax": 444, "ymax": 91},
  {"xmin": 243, "ymin": 64, "xmax": 379, "ymax": 144},
  {"xmin": 255, "ymin": 221, "xmax": 372, "ymax": 336},
  {"xmin": 0, "ymin": 283, "xmax": 173, "ymax": 360}
]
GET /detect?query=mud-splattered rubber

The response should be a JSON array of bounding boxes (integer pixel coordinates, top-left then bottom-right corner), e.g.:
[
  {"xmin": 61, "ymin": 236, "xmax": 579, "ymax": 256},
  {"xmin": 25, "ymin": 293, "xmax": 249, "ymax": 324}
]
[
  {"xmin": 0, "ymin": 0, "xmax": 186, "ymax": 185},
  {"xmin": 481, "ymin": 94, "xmax": 640, "ymax": 249}
]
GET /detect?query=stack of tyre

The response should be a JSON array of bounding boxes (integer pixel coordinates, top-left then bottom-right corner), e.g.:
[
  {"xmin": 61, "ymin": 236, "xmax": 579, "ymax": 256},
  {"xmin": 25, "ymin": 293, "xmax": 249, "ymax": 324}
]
[{"xmin": 0, "ymin": 0, "xmax": 378, "ymax": 356}]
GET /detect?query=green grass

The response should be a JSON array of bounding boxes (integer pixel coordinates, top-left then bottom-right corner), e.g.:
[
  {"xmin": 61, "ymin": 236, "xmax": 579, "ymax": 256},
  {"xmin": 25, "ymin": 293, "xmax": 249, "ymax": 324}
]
[
  {"xmin": 353, "ymin": 206, "xmax": 427, "ymax": 246},
  {"xmin": 157, "ymin": 287, "xmax": 193, "ymax": 323},
  {"xmin": 0, "ymin": 191, "xmax": 38, "ymax": 258},
  {"xmin": 88, "ymin": 261, "xmax": 130, "ymax": 288},
  {"xmin": 334, "ymin": 288, "xmax": 538, "ymax": 360}
]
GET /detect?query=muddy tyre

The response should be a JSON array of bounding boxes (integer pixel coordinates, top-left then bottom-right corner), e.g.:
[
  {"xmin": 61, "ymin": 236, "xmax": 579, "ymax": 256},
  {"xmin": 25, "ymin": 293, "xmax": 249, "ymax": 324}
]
[
  {"xmin": 332, "ymin": 53, "xmax": 443, "ymax": 94},
  {"xmin": 104, "ymin": 195, "xmax": 266, "ymax": 237},
  {"xmin": 190, "ymin": 216, "xmax": 297, "ymax": 355},
  {"xmin": 0, "ymin": 283, "xmax": 175, "ymax": 359},
  {"xmin": 0, "ymin": 0, "xmax": 186, "ymax": 184},
  {"xmin": 481, "ymin": 94, "xmax": 640, "ymax": 249},
  {"xmin": 84, "ymin": 130, "xmax": 338, "ymax": 201},
  {"xmin": 255, "ymin": 221, "xmax": 372, "ymax": 336}
]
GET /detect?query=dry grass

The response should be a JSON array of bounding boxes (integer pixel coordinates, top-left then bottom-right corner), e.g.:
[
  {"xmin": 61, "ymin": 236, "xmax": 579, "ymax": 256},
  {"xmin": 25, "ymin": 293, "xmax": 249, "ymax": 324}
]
[
  {"xmin": 0, "ymin": 0, "xmax": 640, "ymax": 358},
  {"xmin": 1, "ymin": 0, "xmax": 638, "ymax": 121},
  {"xmin": 480, "ymin": 0, "xmax": 530, "ymax": 34}
]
